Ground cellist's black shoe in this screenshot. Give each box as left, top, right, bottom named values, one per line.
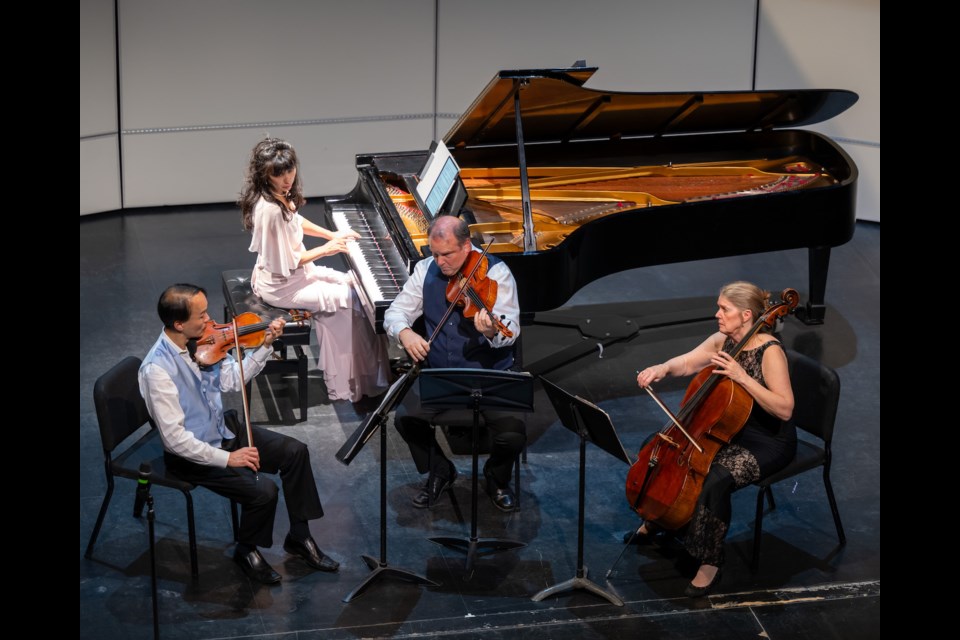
left=684, top=568, right=722, bottom=598
left=234, top=549, right=282, bottom=585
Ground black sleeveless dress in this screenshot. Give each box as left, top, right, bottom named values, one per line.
left=723, top=337, right=797, bottom=476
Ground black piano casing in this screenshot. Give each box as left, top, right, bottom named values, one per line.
left=329, top=68, right=858, bottom=324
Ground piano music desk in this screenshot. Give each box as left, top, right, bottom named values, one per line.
left=221, top=269, right=310, bottom=422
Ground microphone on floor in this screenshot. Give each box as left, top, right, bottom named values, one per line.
left=133, top=462, right=152, bottom=518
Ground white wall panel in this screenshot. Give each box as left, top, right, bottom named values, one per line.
left=81, top=0, right=118, bottom=137
left=757, top=0, right=879, bottom=142
left=81, top=136, right=122, bottom=215
left=437, top=0, right=759, bottom=117
left=757, top=0, right=879, bottom=220
left=122, top=120, right=434, bottom=208
left=81, top=0, right=122, bottom=214
left=118, top=0, right=436, bottom=130
left=844, top=143, right=879, bottom=222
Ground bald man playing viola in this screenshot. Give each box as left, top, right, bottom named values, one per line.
left=383, top=216, right=525, bottom=512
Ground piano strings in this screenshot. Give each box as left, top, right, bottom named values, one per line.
left=379, top=155, right=834, bottom=254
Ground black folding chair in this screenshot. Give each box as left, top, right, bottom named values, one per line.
left=751, top=349, right=846, bottom=572
left=84, top=356, right=239, bottom=581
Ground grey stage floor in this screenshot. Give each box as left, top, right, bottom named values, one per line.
left=79, top=203, right=880, bottom=639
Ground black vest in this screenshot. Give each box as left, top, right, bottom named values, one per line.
left=422, top=255, right=514, bottom=370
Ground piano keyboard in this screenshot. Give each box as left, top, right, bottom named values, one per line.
left=329, top=204, right=409, bottom=332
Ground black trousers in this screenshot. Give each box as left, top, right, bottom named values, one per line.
left=394, top=379, right=526, bottom=487
left=165, top=422, right=323, bottom=548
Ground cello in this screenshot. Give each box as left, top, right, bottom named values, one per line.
left=624, top=288, right=799, bottom=530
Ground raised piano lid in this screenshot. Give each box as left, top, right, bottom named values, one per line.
left=354, top=66, right=859, bottom=321
left=444, top=67, right=858, bottom=148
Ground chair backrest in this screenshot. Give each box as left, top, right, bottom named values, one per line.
left=93, top=356, right=154, bottom=453
left=785, top=349, right=841, bottom=444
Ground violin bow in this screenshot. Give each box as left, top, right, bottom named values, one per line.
left=232, top=316, right=259, bottom=480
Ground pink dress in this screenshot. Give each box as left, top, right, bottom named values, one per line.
left=248, top=197, right=389, bottom=402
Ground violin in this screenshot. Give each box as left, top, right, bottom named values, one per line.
left=624, top=288, right=799, bottom=530
left=445, top=250, right=514, bottom=339
left=192, top=310, right=310, bottom=368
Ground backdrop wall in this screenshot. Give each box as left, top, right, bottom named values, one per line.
left=79, top=0, right=879, bottom=220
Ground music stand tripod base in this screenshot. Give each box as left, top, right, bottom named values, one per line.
left=419, top=368, right=534, bottom=575
left=342, top=554, right=440, bottom=603
left=533, top=377, right=631, bottom=607
left=531, top=566, right=624, bottom=607
left=429, top=536, right=526, bottom=574
left=336, top=373, right=439, bottom=603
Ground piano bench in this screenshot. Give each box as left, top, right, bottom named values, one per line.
left=221, top=269, right=310, bottom=423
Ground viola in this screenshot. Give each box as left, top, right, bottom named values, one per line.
left=445, top=250, right=514, bottom=339
left=624, top=288, right=799, bottom=530
left=192, top=310, right=309, bottom=368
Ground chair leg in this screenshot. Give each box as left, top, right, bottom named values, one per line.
left=85, top=467, right=115, bottom=559
left=183, top=490, right=200, bottom=582
left=295, top=345, right=308, bottom=422
left=765, top=486, right=776, bottom=510
left=230, top=500, right=240, bottom=542
left=514, top=455, right=521, bottom=511
left=822, top=465, right=846, bottom=545
left=752, top=487, right=766, bottom=573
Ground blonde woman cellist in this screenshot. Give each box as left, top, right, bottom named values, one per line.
left=634, top=281, right=796, bottom=596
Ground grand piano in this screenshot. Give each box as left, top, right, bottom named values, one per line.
left=327, top=67, right=858, bottom=333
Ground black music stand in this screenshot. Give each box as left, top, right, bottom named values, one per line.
left=419, top=368, right=534, bottom=573
left=335, top=372, right=439, bottom=602
left=532, top=377, right=631, bottom=607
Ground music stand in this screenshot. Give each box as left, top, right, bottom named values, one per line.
left=532, top=377, right=631, bottom=607
left=419, top=368, right=534, bottom=573
left=335, top=371, right=439, bottom=602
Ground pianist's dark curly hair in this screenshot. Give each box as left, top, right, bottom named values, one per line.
left=239, top=138, right=306, bottom=231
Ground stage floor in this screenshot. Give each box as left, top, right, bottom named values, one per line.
left=80, top=204, right=880, bottom=639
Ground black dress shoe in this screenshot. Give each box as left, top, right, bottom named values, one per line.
left=234, top=548, right=282, bottom=585
left=412, top=465, right=458, bottom=508
left=283, top=534, right=339, bottom=572
left=483, top=468, right=516, bottom=512
left=684, top=567, right=722, bottom=597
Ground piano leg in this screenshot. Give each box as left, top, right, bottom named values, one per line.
left=797, top=246, right=831, bottom=325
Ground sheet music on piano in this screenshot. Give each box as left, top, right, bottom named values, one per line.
left=412, top=140, right=464, bottom=220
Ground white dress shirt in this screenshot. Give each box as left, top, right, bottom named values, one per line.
left=139, top=332, right=273, bottom=467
